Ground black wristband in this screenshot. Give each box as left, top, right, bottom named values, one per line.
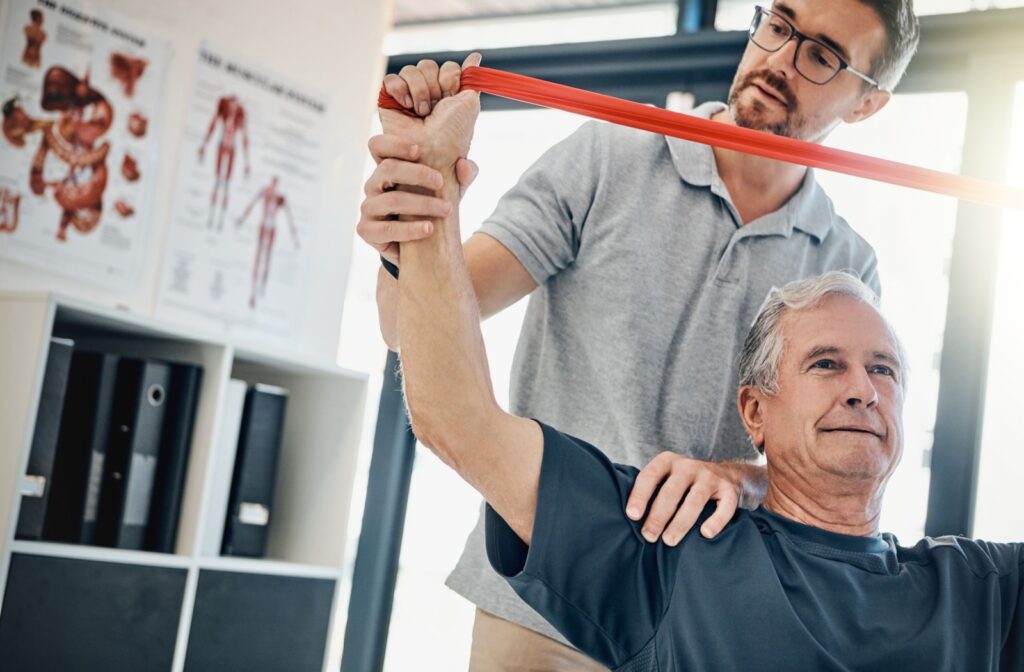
left=380, top=255, right=399, bottom=280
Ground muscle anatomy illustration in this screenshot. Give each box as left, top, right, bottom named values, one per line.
left=198, top=95, right=249, bottom=231
left=0, top=188, right=21, bottom=233
left=22, top=10, right=46, bottom=68
left=2, top=67, right=113, bottom=241
left=236, top=176, right=298, bottom=308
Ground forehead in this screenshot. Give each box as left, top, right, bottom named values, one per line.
left=772, top=0, right=887, bottom=64
left=779, top=294, right=897, bottom=359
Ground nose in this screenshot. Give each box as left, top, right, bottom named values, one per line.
left=845, top=367, right=879, bottom=409
left=765, top=37, right=799, bottom=81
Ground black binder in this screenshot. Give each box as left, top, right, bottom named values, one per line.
left=96, top=359, right=173, bottom=550
left=145, top=363, right=203, bottom=553
left=43, top=351, right=121, bottom=544
left=16, top=338, right=75, bottom=540
left=221, top=384, right=288, bottom=557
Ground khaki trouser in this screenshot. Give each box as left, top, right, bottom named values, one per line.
left=468, top=608, right=609, bottom=671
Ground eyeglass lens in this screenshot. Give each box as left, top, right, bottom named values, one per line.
left=751, top=8, right=842, bottom=84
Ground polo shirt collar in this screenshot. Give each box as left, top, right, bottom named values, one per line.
left=664, top=101, right=834, bottom=243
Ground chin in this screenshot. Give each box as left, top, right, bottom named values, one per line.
left=818, top=438, right=893, bottom=480
left=732, top=98, right=793, bottom=138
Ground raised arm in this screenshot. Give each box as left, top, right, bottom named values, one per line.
left=361, top=133, right=537, bottom=351
left=384, top=92, right=543, bottom=543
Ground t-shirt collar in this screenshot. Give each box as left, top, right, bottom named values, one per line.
left=664, top=101, right=834, bottom=243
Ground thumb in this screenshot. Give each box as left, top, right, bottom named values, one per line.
left=455, top=158, right=479, bottom=189
left=462, top=52, right=482, bottom=69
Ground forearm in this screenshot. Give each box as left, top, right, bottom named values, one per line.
left=396, top=166, right=541, bottom=541
left=397, top=168, right=498, bottom=463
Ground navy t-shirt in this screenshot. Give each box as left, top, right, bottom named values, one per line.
left=485, top=422, right=1024, bottom=671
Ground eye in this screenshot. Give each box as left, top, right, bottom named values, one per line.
left=808, top=45, right=838, bottom=69
left=870, top=364, right=895, bottom=377
left=811, top=359, right=837, bottom=370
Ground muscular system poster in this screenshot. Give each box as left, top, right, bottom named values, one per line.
left=0, top=0, right=169, bottom=287
left=156, top=43, right=327, bottom=343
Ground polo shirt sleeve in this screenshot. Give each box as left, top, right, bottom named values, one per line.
left=484, top=421, right=687, bottom=668
left=476, top=121, right=605, bottom=285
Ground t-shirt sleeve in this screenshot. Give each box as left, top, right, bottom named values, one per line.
left=485, top=421, right=686, bottom=668
left=476, top=121, right=605, bottom=285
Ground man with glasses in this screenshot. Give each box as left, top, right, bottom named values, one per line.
left=360, top=0, right=920, bottom=668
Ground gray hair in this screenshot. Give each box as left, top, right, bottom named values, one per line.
left=738, top=271, right=907, bottom=396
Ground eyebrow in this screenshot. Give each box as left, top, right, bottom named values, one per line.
left=772, top=1, right=853, bottom=63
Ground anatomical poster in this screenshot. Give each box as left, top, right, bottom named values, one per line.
left=156, top=43, right=327, bottom=342
left=0, top=0, right=169, bottom=287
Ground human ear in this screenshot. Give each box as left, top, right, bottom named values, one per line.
left=843, top=87, right=891, bottom=124
left=738, top=385, right=767, bottom=451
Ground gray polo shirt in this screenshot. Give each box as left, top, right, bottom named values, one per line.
left=446, top=102, right=881, bottom=646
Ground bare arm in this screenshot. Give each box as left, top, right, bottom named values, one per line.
left=389, top=93, right=543, bottom=543
left=199, top=103, right=219, bottom=156
left=376, top=232, right=537, bottom=351
left=236, top=187, right=263, bottom=227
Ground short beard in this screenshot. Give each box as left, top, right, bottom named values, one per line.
left=727, top=69, right=805, bottom=139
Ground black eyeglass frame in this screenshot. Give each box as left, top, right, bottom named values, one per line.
left=750, top=5, right=881, bottom=89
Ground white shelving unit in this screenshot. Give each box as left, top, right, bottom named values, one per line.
left=0, top=291, right=368, bottom=671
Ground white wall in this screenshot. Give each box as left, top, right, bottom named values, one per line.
left=0, top=0, right=394, bottom=361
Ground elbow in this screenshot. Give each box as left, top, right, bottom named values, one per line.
left=404, top=399, right=458, bottom=470
left=403, top=389, right=496, bottom=475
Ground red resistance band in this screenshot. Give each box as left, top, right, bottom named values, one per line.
left=379, top=66, right=1024, bottom=211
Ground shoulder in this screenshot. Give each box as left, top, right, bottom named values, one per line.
left=899, top=535, right=1024, bottom=579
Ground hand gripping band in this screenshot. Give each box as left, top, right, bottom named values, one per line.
left=379, top=66, right=1024, bottom=211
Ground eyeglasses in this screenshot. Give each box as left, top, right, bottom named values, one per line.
left=749, top=6, right=879, bottom=88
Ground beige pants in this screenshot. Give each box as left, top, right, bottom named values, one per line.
left=468, top=608, right=609, bottom=671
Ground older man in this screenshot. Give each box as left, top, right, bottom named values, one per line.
left=392, top=86, right=1023, bottom=669
left=364, top=1, right=919, bottom=664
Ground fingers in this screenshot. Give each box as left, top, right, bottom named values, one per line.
left=416, top=59, right=444, bottom=105
left=385, top=54, right=481, bottom=114
left=382, top=73, right=413, bottom=110
left=660, top=478, right=711, bottom=547
left=439, top=61, right=461, bottom=97
left=357, top=217, right=434, bottom=249
left=625, top=452, right=674, bottom=522
left=365, top=159, right=443, bottom=196
left=368, top=134, right=420, bottom=164
left=360, top=190, right=452, bottom=223
left=699, top=485, right=739, bottom=540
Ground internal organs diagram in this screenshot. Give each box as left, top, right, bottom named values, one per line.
left=199, top=95, right=249, bottom=231
left=237, top=176, right=298, bottom=308
left=110, top=53, right=147, bottom=97
left=0, top=188, right=21, bottom=233
left=22, top=10, right=46, bottom=68
left=127, top=111, right=148, bottom=137
left=2, top=67, right=113, bottom=241
left=122, top=153, right=139, bottom=182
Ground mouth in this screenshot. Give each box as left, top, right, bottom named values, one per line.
left=821, top=427, right=883, bottom=439
left=751, top=81, right=789, bottom=108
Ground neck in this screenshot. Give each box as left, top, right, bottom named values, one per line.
left=762, top=468, right=884, bottom=537
left=709, top=108, right=808, bottom=223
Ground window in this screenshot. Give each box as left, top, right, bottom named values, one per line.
left=813, top=92, right=969, bottom=541
left=715, top=0, right=1024, bottom=31
left=385, top=4, right=676, bottom=54
left=972, top=81, right=1024, bottom=542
